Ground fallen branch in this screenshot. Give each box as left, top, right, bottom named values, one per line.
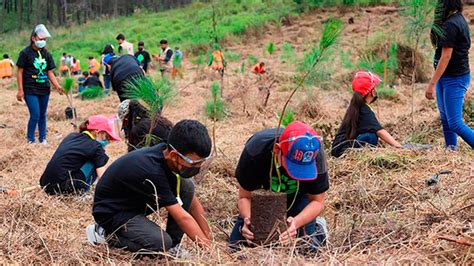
left=437, top=235, right=474, bottom=247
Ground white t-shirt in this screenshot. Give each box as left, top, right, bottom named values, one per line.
left=120, top=41, right=134, bottom=55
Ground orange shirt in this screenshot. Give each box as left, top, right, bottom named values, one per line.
left=252, top=64, right=265, bottom=74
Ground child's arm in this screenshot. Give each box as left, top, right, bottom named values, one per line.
left=377, top=129, right=402, bottom=148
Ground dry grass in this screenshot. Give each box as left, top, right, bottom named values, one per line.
left=1, top=4, right=474, bottom=264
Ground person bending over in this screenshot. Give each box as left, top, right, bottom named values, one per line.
left=331, top=71, right=401, bottom=158
left=88, top=120, right=212, bottom=253
left=40, top=115, right=121, bottom=195
left=117, top=99, right=173, bottom=152
left=230, top=121, right=329, bottom=252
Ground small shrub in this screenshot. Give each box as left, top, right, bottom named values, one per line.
left=280, top=42, right=296, bottom=64
left=267, top=42, right=275, bottom=55
left=225, top=50, right=241, bottom=62
left=205, top=81, right=226, bottom=121
left=79, top=86, right=105, bottom=100
left=377, top=87, right=396, bottom=100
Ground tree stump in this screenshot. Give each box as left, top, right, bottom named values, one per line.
left=251, top=190, right=287, bottom=244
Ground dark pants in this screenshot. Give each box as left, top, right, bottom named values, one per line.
left=24, top=94, right=50, bottom=142
left=436, top=73, right=474, bottom=149
left=103, top=74, right=111, bottom=91
left=109, top=178, right=195, bottom=252
left=44, top=161, right=97, bottom=195
left=229, top=193, right=326, bottom=252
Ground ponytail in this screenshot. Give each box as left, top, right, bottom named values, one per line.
left=341, top=92, right=366, bottom=140
left=79, top=120, right=89, bottom=132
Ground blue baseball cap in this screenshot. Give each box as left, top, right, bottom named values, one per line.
left=280, top=121, right=321, bottom=181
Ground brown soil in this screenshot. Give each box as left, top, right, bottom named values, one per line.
left=251, top=190, right=287, bottom=244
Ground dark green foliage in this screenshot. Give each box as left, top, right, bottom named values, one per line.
left=205, top=81, right=225, bottom=121
left=295, top=0, right=397, bottom=7
left=125, top=76, right=175, bottom=115
left=79, top=86, right=105, bottom=100
left=464, top=98, right=474, bottom=124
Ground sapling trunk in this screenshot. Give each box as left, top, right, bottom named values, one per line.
left=410, top=38, right=419, bottom=132
left=212, top=84, right=217, bottom=154
left=269, top=19, right=343, bottom=188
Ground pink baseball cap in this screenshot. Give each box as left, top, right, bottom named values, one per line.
left=87, top=115, right=121, bottom=141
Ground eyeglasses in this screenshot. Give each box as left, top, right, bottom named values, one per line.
left=169, top=144, right=212, bottom=166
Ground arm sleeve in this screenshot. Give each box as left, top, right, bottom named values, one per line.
left=235, top=149, right=264, bottom=191
left=145, top=52, right=151, bottom=63
left=144, top=172, right=178, bottom=208
left=164, top=50, right=173, bottom=62
left=46, top=52, right=56, bottom=71
left=305, top=144, right=330, bottom=195
left=438, top=21, right=457, bottom=48
left=16, top=51, right=27, bottom=68
left=92, top=145, right=109, bottom=168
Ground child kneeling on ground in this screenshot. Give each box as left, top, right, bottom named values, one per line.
left=331, top=71, right=402, bottom=158
left=230, top=121, right=329, bottom=252
left=87, top=120, right=212, bottom=254
left=39, top=115, right=121, bottom=195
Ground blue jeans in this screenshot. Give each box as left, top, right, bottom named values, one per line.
left=436, top=73, right=474, bottom=149
left=356, top=132, right=378, bottom=146
left=104, top=75, right=111, bottom=92
left=24, top=94, right=50, bottom=142
left=229, top=194, right=326, bottom=252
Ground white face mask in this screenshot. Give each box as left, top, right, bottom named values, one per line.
left=35, top=40, right=47, bottom=49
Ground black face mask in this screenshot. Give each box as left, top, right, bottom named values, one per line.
left=372, top=95, right=378, bottom=103
left=178, top=165, right=201, bottom=178
left=138, top=47, right=144, bottom=51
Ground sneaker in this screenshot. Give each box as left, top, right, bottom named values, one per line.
left=86, top=223, right=106, bottom=245
left=315, top=217, right=328, bottom=241
left=168, top=245, right=191, bottom=259
left=27, top=140, right=36, bottom=144
left=39, top=140, right=49, bottom=147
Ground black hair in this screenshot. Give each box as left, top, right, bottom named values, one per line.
left=73, top=58, right=77, bottom=63
left=160, top=39, right=168, bottom=44
left=62, top=53, right=66, bottom=56
left=138, top=41, right=144, bottom=46
left=102, top=44, right=114, bottom=55
left=93, top=71, right=100, bottom=77
left=116, top=33, right=125, bottom=41
left=431, top=0, right=463, bottom=46
left=88, top=56, right=93, bottom=60
left=175, top=47, right=180, bottom=50
left=83, top=71, right=89, bottom=77
left=341, top=92, right=366, bottom=140
left=3, top=54, right=8, bottom=59
left=167, top=120, right=212, bottom=158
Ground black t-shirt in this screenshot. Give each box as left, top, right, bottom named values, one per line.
left=84, top=76, right=103, bottom=88
left=92, top=143, right=179, bottom=234
left=134, top=50, right=151, bottom=72
left=235, top=128, right=329, bottom=200
left=331, top=105, right=383, bottom=158
left=16, top=46, right=56, bottom=95
left=40, top=133, right=108, bottom=191
left=110, top=55, right=144, bottom=97
left=434, top=12, right=471, bottom=76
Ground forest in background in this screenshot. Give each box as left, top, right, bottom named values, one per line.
left=0, top=0, right=194, bottom=32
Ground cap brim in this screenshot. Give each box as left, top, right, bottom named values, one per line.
left=106, top=130, right=121, bottom=141
left=283, top=157, right=317, bottom=181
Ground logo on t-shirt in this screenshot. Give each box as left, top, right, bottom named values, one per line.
left=271, top=174, right=298, bottom=194
left=33, top=56, right=48, bottom=83
left=137, top=54, right=144, bottom=64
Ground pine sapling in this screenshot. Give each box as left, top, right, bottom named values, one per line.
left=270, top=18, right=343, bottom=187
left=125, top=76, right=175, bottom=147
left=402, top=0, right=439, bottom=131
left=62, top=77, right=77, bottom=128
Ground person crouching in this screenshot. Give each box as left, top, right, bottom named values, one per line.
left=39, top=115, right=121, bottom=195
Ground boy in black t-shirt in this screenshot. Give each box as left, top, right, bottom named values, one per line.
left=331, top=72, right=402, bottom=157
left=87, top=120, right=213, bottom=253
left=229, top=121, right=329, bottom=251
left=134, top=41, right=151, bottom=73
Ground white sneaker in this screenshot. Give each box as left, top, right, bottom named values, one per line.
left=315, top=217, right=329, bottom=242
left=168, top=245, right=191, bottom=259
left=86, top=223, right=106, bottom=245
left=39, top=140, right=50, bottom=147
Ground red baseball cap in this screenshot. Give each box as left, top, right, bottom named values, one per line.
left=87, top=115, right=121, bottom=141
left=352, top=71, right=381, bottom=97
left=279, top=121, right=321, bottom=181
